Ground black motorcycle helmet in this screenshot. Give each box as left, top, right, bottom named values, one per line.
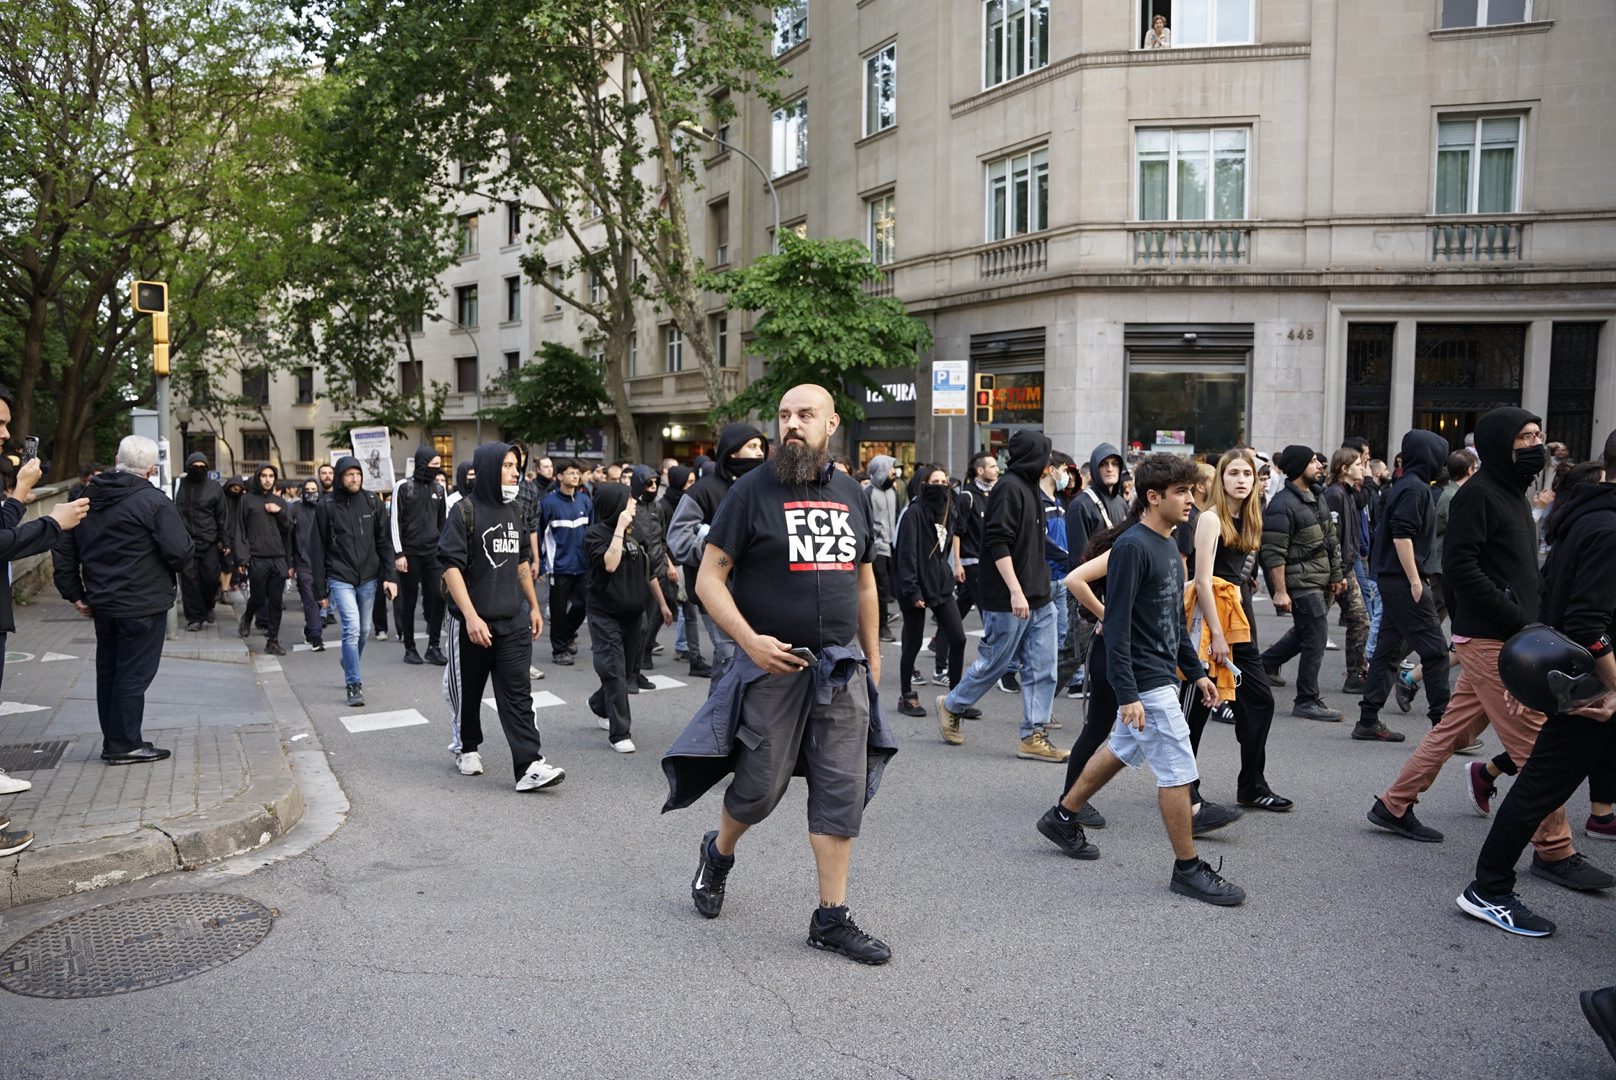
left=1498, top=624, right=1602, bottom=716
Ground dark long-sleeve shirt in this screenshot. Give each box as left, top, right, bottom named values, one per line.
left=1103, top=523, right=1205, bottom=705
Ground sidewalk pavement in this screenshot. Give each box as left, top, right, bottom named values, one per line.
left=0, top=594, right=305, bottom=909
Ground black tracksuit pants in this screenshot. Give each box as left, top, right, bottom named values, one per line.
left=549, top=573, right=587, bottom=657
left=395, top=550, right=445, bottom=650
left=179, top=544, right=221, bottom=623
left=1474, top=712, right=1616, bottom=896
left=243, top=555, right=288, bottom=641
left=453, top=616, right=541, bottom=779
left=1361, top=575, right=1450, bottom=726
left=588, top=607, right=643, bottom=743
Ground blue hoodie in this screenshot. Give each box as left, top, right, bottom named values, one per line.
left=540, top=478, right=594, bottom=576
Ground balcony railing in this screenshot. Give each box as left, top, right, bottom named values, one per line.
left=978, top=236, right=1047, bottom=279
left=862, top=269, right=895, bottom=297
left=1428, top=220, right=1524, bottom=263
left=1131, top=226, right=1253, bottom=266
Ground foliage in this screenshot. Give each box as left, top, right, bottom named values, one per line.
left=705, top=234, right=933, bottom=423
left=481, top=344, right=610, bottom=449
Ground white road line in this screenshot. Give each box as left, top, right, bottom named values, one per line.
left=644, top=675, right=686, bottom=691
left=40, top=652, right=77, bottom=662
left=484, top=691, right=568, bottom=711
left=0, top=702, right=48, bottom=716
left=340, top=708, right=431, bottom=733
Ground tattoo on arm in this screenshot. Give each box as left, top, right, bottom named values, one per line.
left=717, top=555, right=731, bottom=568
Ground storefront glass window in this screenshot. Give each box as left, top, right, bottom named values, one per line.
left=1126, top=364, right=1246, bottom=459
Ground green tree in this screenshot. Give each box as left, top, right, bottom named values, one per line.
left=0, top=0, right=304, bottom=478
left=481, top=343, right=610, bottom=450
left=706, top=234, right=933, bottom=423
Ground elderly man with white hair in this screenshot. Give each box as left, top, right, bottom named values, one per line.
left=53, top=435, right=193, bottom=765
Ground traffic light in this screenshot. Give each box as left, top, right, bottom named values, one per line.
left=132, top=280, right=170, bottom=375
left=974, top=373, right=996, bottom=424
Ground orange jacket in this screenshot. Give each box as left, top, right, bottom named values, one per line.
left=1183, top=578, right=1251, bottom=701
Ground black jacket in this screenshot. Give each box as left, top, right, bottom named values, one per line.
left=314, top=457, right=396, bottom=598
left=53, top=470, right=192, bottom=618
left=893, top=490, right=957, bottom=607
left=289, top=497, right=321, bottom=574
left=175, top=452, right=227, bottom=546
left=586, top=483, right=652, bottom=615
left=1260, top=481, right=1342, bottom=592
left=979, top=430, right=1052, bottom=611
left=0, top=498, right=63, bottom=633
left=1540, top=481, right=1616, bottom=656
left=439, top=442, right=528, bottom=626
left=955, top=481, right=991, bottom=562
left=1369, top=430, right=1449, bottom=578
left=1322, top=481, right=1361, bottom=569
left=235, top=464, right=291, bottom=562
left=1442, top=407, right=1541, bottom=639
left=630, top=464, right=669, bottom=575
left=392, top=446, right=446, bottom=555
left=1073, top=442, right=1128, bottom=539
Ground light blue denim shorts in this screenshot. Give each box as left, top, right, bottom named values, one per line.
left=1107, top=684, right=1199, bottom=788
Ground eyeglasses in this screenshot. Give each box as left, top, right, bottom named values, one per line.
left=1515, top=431, right=1545, bottom=446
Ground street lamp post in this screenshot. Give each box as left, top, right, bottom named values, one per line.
left=676, top=122, right=781, bottom=255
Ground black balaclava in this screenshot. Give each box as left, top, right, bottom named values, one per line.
left=1472, top=406, right=1544, bottom=489
left=453, top=461, right=473, bottom=494
left=667, top=466, right=693, bottom=495
left=1006, top=430, right=1052, bottom=485
left=1398, top=430, right=1451, bottom=485
left=714, top=423, right=768, bottom=482
left=184, top=452, right=209, bottom=483
left=413, top=445, right=442, bottom=484
left=630, top=465, right=659, bottom=504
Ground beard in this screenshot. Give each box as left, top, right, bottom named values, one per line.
left=771, top=437, right=830, bottom=486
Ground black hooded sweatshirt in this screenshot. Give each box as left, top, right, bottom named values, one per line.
left=176, top=452, right=227, bottom=546
left=392, top=445, right=447, bottom=556
left=314, top=457, right=396, bottom=598
left=629, top=464, right=669, bottom=573
left=235, top=463, right=291, bottom=562
left=439, top=442, right=528, bottom=627
left=894, top=483, right=958, bottom=607
left=1540, top=481, right=1616, bottom=656
left=668, top=422, right=769, bottom=573
left=980, top=430, right=1052, bottom=611
left=1369, top=430, right=1449, bottom=578
left=53, top=469, right=192, bottom=618
left=586, top=482, right=651, bottom=615
left=1441, top=407, right=1542, bottom=639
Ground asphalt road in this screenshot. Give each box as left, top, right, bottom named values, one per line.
left=4, top=602, right=1613, bottom=1079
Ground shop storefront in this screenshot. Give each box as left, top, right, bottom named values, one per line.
left=1123, top=324, right=1251, bottom=461
left=846, top=368, right=918, bottom=473
left=970, top=328, right=1046, bottom=462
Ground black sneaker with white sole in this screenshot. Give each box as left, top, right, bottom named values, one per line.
left=1367, top=797, right=1443, bottom=842
left=1072, top=802, right=1105, bottom=829
left=807, top=906, right=891, bottom=965
left=691, top=830, right=733, bottom=919
left=1456, top=884, right=1555, bottom=937
left=1170, top=857, right=1246, bottom=906
left=1036, top=805, right=1100, bottom=859
left=998, top=672, right=1020, bottom=694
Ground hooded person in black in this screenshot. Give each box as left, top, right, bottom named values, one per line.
left=892, top=463, right=965, bottom=715
left=1074, top=442, right=1128, bottom=539
left=1356, top=428, right=1453, bottom=741
left=288, top=478, right=326, bottom=650
left=313, top=457, right=397, bottom=704
left=390, top=445, right=448, bottom=666
left=176, top=451, right=228, bottom=629
left=584, top=481, right=660, bottom=751
left=660, top=464, right=703, bottom=666
left=221, top=474, right=247, bottom=594
left=234, top=461, right=293, bottom=654
left=439, top=442, right=561, bottom=791
left=1460, top=431, right=1616, bottom=936
left=667, top=422, right=768, bottom=682
left=936, top=430, right=1068, bottom=763
left=629, top=464, right=675, bottom=678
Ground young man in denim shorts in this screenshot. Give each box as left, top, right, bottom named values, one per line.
left=1036, top=453, right=1247, bottom=906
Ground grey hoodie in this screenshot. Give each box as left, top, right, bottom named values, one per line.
left=866, top=455, right=899, bottom=557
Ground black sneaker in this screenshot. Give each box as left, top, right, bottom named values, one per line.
left=423, top=645, right=448, bottom=666
left=1264, top=666, right=1286, bottom=687
left=345, top=683, right=365, bottom=707
left=1367, top=796, right=1443, bottom=842
left=897, top=693, right=926, bottom=718
left=1036, top=805, right=1100, bottom=859
left=1353, top=720, right=1406, bottom=742
left=635, top=673, right=656, bottom=691
left=1191, top=801, right=1244, bottom=837
left=998, top=672, right=1020, bottom=694
left=1456, top=884, right=1555, bottom=937
left=1292, top=701, right=1343, bottom=722
left=238, top=611, right=253, bottom=639
left=552, top=653, right=575, bottom=667
left=1073, top=803, right=1106, bottom=829
left=959, top=705, right=983, bottom=720
left=1341, top=672, right=1366, bottom=694
left=403, top=648, right=424, bottom=665
left=1394, top=673, right=1418, bottom=713
left=1170, top=857, right=1246, bottom=906
left=1530, top=852, right=1616, bottom=892
left=807, top=907, right=891, bottom=965
left=691, top=830, right=732, bottom=919
left=933, top=664, right=948, bottom=685
left=264, top=639, right=286, bottom=657
left=185, top=620, right=203, bottom=632
left=878, top=625, right=897, bottom=643
left=688, top=659, right=713, bottom=678
left=1580, top=987, right=1616, bottom=1065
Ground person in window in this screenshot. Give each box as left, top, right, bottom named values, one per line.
left=1144, top=14, right=1170, bottom=49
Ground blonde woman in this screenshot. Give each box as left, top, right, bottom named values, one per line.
left=1188, top=449, right=1291, bottom=811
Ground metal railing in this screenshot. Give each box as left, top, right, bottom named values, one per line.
left=1131, top=226, right=1253, bottom=266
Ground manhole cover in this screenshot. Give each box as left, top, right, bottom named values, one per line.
left=0, top=893, right=276, bottom=998
left=0, top=740, right=70, bottom=773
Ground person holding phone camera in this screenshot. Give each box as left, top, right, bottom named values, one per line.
left=583, top=481, right=667, bottom=753
left=662, top=384, right=897, bottom=966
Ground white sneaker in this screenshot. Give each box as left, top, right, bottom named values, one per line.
left=611, top=738, right=636, bottom=754
left=455, top=752, right=484, bottom=776
left=0, top=770, right=30, bottom=795
left=529, top=665, right=545, bottom=681
left=597, top=715, right=610, bottom=731
left=1325, top=638, right=1340, bottom=651
left=515, top=757, right=565, bottom=792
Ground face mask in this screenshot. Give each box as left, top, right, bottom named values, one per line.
left=727, top=456, right=764, bottom=477
left=1513, top=444, right=1546, bottom=482
left=302, top=492, right=318, bottom=505
left=881, top=475, right=895, bottom=490
left=921, top=485, right=950, bottom=511
left=501, top=483, right=518, bottom=504
left=637, top=489, right=657, bottom=504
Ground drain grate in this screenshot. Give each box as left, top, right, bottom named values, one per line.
left=0, top=893, right=276, bottom=998
left=0, top=741, right=70, bottom=773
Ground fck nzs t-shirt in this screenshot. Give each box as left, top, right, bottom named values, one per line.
left=704, top=465, right=873, bottom=651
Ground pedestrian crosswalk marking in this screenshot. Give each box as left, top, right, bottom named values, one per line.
left=0, top=702, right=49, bottom=716
left=644, top=675, right=686, bottom=691
left=484, top=691, right=567, bottom=711
left=39, top=652, right=76, bottom=662
left=340, top=708, right=431, bottom=733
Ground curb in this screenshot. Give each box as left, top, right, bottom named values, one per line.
left=1, top=727, right=307, bottom=911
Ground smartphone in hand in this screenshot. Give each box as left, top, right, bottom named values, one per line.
left=21, top=436, right=38, bottom=464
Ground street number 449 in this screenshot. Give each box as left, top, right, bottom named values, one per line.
left=1287, top=327, right=1316, bottom=340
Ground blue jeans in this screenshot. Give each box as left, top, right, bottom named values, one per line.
left=1355, top=560, right=1383, bottom=657
left=946, top=602, right=1057, bottom=738
left=329, top=579, right=377, bottom=686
